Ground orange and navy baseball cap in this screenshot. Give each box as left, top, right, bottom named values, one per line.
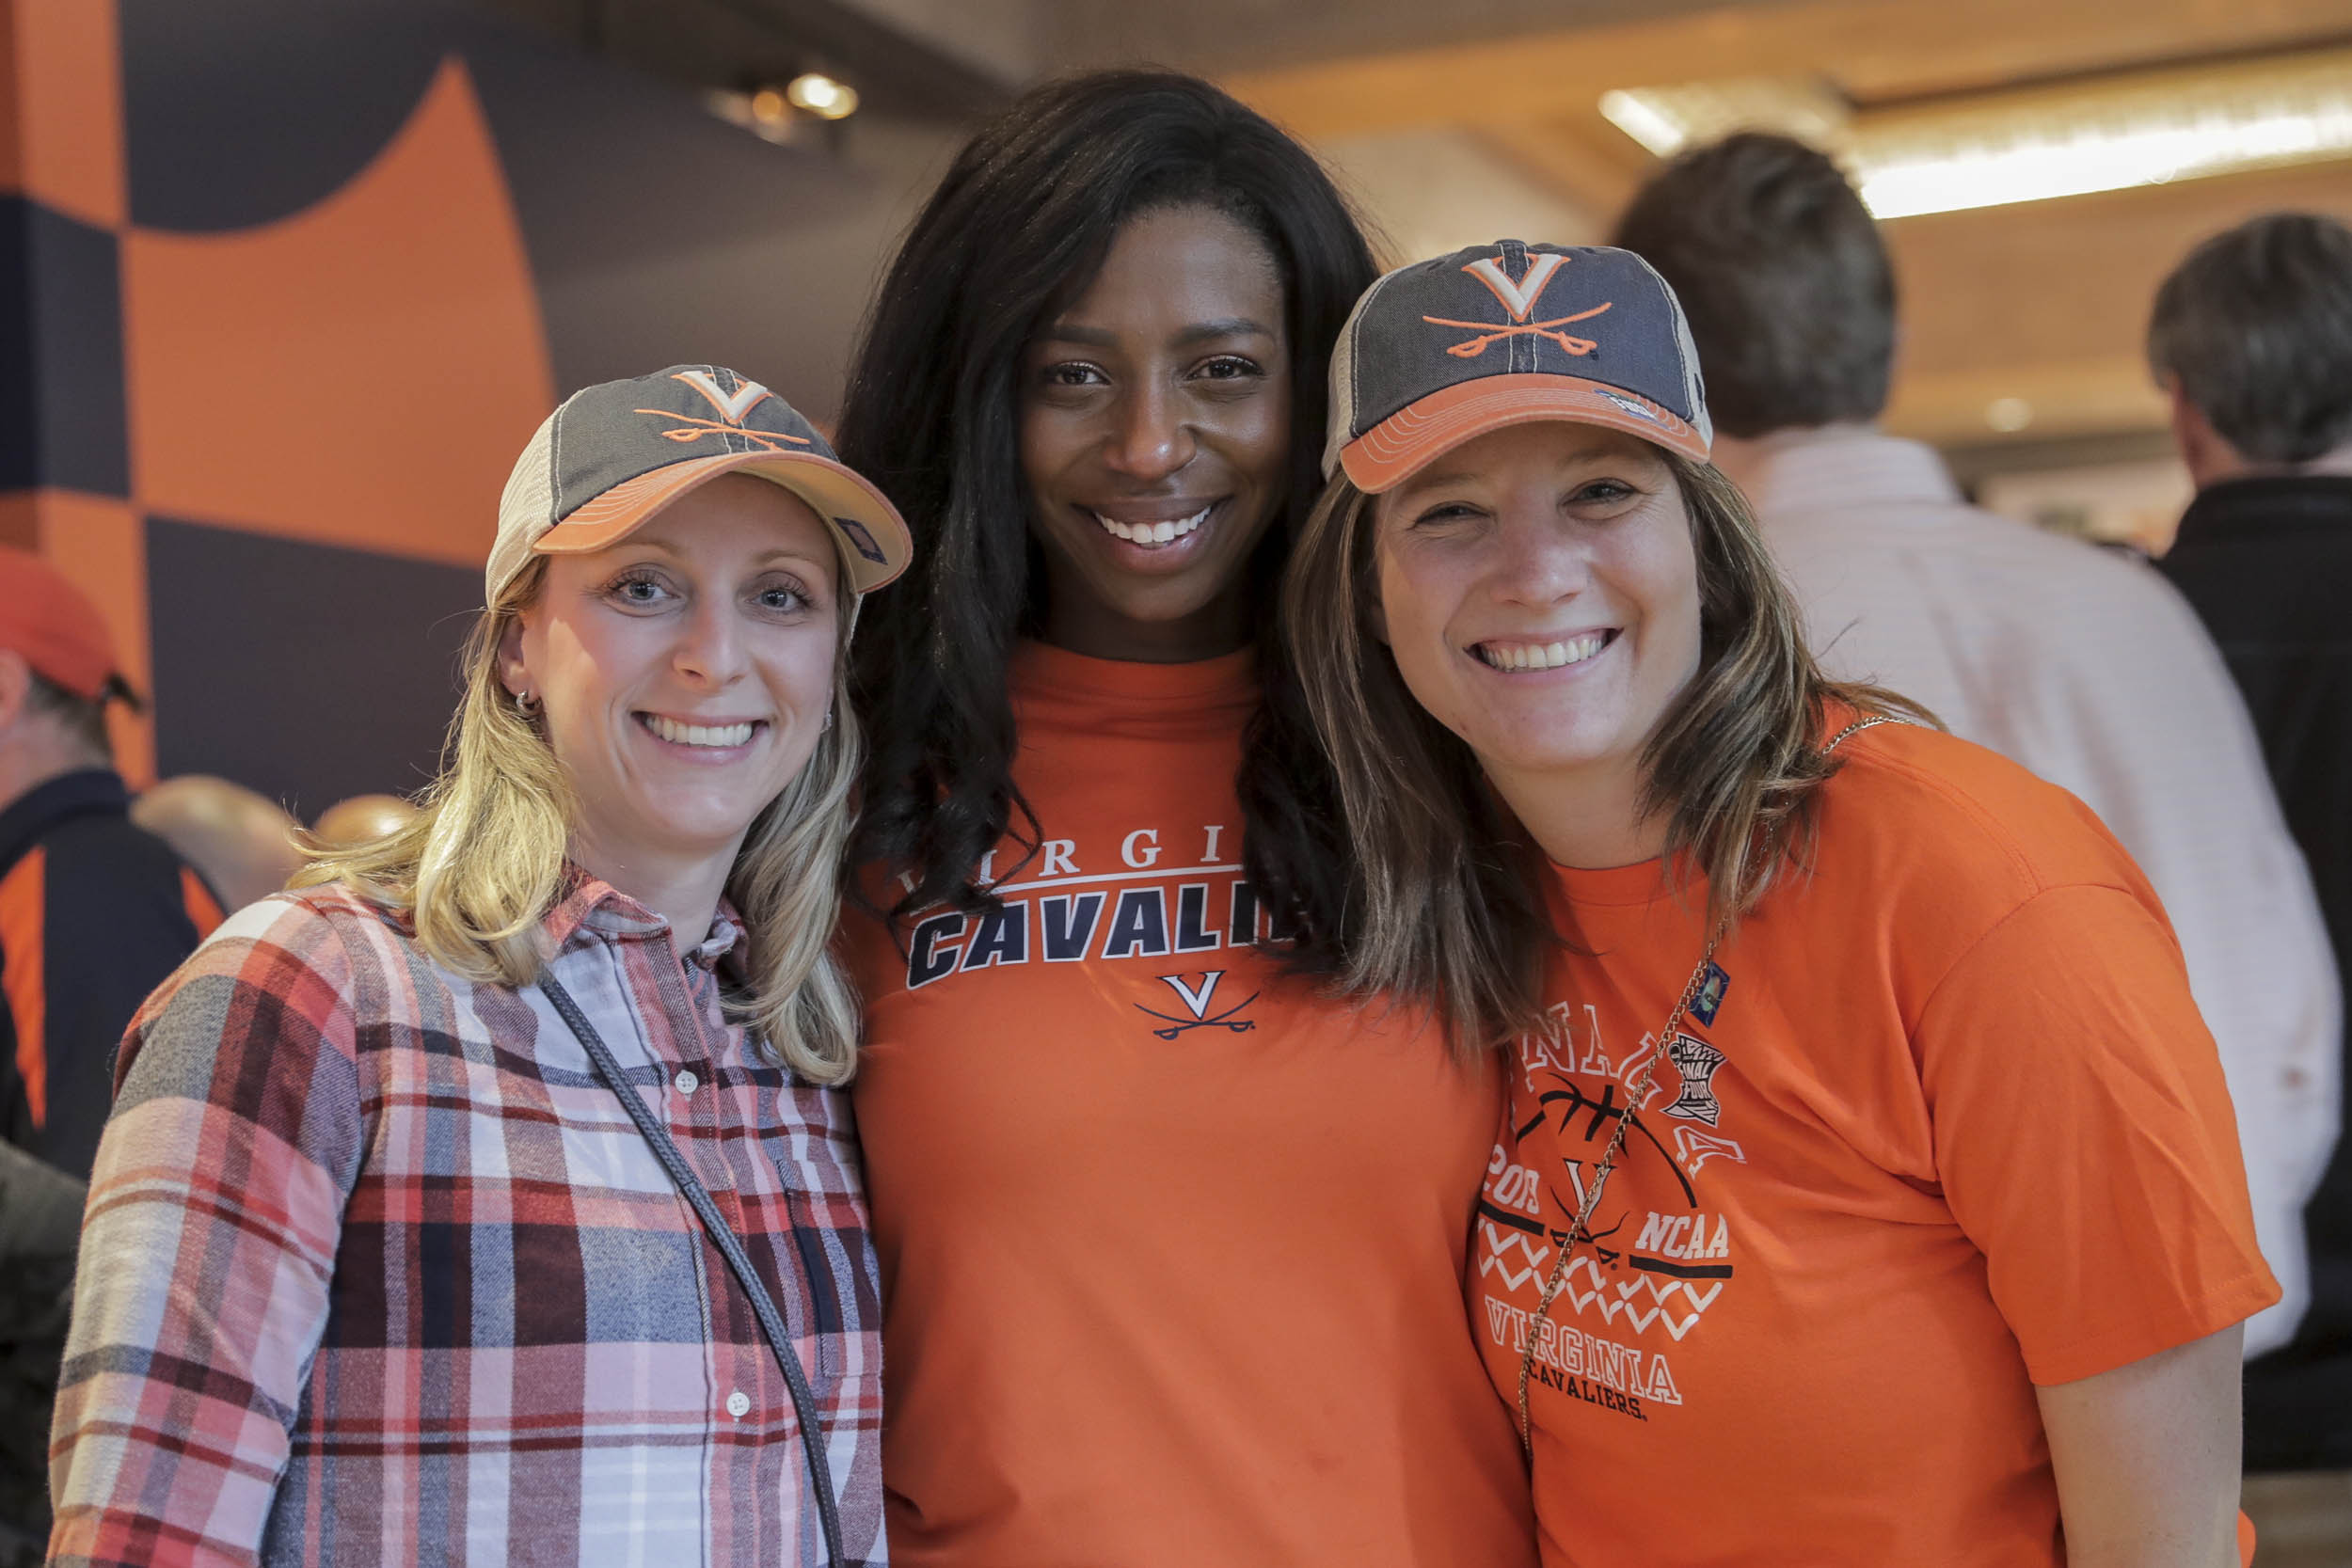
left=0, top=548, right=134, bottom=705
left=1326, top=241, right=1712, bottom=492
left=485, top=365, right=912, bottom=602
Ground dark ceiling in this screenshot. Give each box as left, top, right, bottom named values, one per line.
left=464, top=0, right=1014, bottom=121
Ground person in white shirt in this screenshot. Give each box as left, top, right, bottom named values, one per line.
left=1613, top=132, right=2339, bottom=1357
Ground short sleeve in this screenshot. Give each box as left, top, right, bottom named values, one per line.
left=1915, top=882, right=2279, bottom=1386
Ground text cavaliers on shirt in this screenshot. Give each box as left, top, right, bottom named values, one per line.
left=895, top=824, right=1297, bottom=990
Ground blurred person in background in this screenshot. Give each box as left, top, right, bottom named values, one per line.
left=310, top=791, right=422, bottom=849
left=49, top=367, right=909, bottom=1567
left=1615, top=134, right=2339, bottom=1361
left=0, top=1143, right=84, bottom=1568
left=0, top=549, right=220, bottom=1564
left=2152, top=212, right=2352, bottom=1497
left=131, top=775, right=301, bottom=911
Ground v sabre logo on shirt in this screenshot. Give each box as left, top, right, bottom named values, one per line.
left=1136, top=971, right=1259, bottom=1040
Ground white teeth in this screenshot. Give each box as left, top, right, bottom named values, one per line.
left=1476, top=633, right=1610, bottom=672
left=1091, top=506, right=1210, bottom=546
left=644, top=715, right=755, bottom=748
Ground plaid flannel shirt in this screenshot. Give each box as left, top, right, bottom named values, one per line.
left=47, top=876, right=884, bottom=1567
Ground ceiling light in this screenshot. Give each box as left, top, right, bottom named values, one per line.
left=787, top=72, right=859, bottom=121
left=1984, top=397, right=2034, bottom=433
left=1598, top=47, right=2352, bottom=220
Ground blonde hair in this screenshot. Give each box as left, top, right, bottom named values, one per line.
left=1276, top=451, right=1929, bottom=1055
left=294, top=554, right=866, bottom=1085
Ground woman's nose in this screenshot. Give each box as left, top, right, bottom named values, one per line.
left=1100, top=383, right=1196, bottom=483
left=1491, top=516, right=1590, bottom=606
left=671, top=599, right=749, bottom=685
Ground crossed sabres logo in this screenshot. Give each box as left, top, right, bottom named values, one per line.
left=637, top=369, right=814, bottom=453
left=1424, top=252, right=1613, bottom=358
left=630, top=371, right=890, bottom=567
left=1136, top=971, right=1259, bottom=1040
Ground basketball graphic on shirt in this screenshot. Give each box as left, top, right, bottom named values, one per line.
left=1476, top=1000, right=1743, bottom=1378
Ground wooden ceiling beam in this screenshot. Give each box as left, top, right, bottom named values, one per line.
left=1225, top=0, right=2352, bottom=141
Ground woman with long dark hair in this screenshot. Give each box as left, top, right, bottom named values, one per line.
left=835, top=72, right=1534, bottom=1564
left=1284, top=240, right=2271, bottom=1565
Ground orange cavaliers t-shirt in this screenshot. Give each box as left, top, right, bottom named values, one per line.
left=1474, top=717, right=2277, bottom=1568
left=848, top=641, right=1534, bottom=1567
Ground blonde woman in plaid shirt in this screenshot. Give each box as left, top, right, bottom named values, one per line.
left=46, top=368, right=912, bottom=1568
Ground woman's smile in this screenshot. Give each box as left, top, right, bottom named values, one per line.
left=633, top=710, right=768, bottom=754
left=1467, top=627, right=1620, bottom=673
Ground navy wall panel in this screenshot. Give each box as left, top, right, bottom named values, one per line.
left=146, top=517, right=479, bottom=816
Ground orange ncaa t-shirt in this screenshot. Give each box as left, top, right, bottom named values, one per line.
left=1474, top=717, right=2277, bottom=1567
left=848, top=642, right=1534, bottom=1567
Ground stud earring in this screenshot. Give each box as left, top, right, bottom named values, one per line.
left=515, top=689, right=541, bottom=716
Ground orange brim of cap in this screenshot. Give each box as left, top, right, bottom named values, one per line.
left=533, top=450, right=912, bottom=593
left=1339, top=372, right=1709, bottom=493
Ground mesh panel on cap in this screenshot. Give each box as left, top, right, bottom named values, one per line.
left=485, top=408, right=560, bottom=602
left=1323, top=304, right=1360, bottom=479
left=1663, top=282, right=1714, bottom=451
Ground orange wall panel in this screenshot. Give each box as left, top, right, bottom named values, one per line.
left=0, top=0, right=125, bottom=226
left=120, top=55, right=552, bottom=569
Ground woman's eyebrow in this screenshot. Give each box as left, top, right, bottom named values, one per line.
left=1172, top=317, right=1277, bottom=345
left=1397, top=467, right=1478, bottom=498
left=1034, top=318, right=1278, bottom=349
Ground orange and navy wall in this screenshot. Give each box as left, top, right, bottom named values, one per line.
left=3, top=0, right=897, bottom=814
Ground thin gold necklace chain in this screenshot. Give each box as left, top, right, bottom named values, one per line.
left=1512, top=715, right=1893, bottom=1452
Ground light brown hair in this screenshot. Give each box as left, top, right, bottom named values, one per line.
left=1277, top=450, right=1927, bottom=1054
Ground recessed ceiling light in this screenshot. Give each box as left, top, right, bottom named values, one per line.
left=787, top=72, right=860, bottom=121
left=1598, top=48, right=2352, bottom=219
left=1985, top=397, right=2034, bottom=433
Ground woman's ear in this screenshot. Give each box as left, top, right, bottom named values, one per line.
left=0, top=651, right=34, bottom=733
left=495, top=615, right=532, bottom=701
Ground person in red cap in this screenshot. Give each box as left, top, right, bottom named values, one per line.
left=0, top=546, right=221, bottom=1562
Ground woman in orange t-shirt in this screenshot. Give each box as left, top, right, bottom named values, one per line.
left=827, top=74, right=1535, bottom=1564
left=1282, top=238, right=2274, bottom=1565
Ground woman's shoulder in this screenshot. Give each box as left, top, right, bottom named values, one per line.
left=184, top=879, right=424, bottom=989
left=119, top=883, right=433, bottom=1095
left=1810, top=718, right=2157, bottom=913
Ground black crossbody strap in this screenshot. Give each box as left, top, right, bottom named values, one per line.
left=538, top=974, right=848, bottom=1568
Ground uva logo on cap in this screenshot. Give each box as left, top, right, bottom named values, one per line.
left=1424, top=250, right=1614, bottom=360
left=635, top=370, right=813, bottom=453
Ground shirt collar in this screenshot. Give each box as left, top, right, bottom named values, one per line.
left=2174, top=472, right=2352, bottom=549
left=1734, top=424, right=1963, bottom=520
left=540, top=864, right=746, bottom=973
left=0, top=768, right=131, bottom=879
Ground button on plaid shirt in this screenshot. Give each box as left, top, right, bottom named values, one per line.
left=49, top=876, right=884, bottom=1566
